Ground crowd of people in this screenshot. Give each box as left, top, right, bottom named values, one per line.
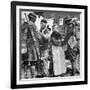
left=20, top=12, right=80, bottom=79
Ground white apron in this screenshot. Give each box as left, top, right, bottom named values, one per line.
left=52, top=45, right=66, bottom=75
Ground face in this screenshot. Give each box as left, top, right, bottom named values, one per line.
left=40, top=22, right=47, bottom=28
left=54, top=25, right=59, bottom=32
left=31, top=17, right=36, bottom=23
left=68, top=23, right=73, bottom=28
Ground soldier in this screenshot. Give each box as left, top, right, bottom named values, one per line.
left=21, top=12, right=41, bottom=78
left=63, top=16, right=80, bottom=76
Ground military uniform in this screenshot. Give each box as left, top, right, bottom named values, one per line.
left=21, top=13, right=41, bottom=78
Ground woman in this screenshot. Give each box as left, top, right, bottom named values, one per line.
left=39, top=19, right=51, bottom=77
left=51, top=25, right=66, bottom=76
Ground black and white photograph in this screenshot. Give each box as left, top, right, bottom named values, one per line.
left=20, top=10, right=80, bottom=79
left=11, top=1, right=87, bottom=89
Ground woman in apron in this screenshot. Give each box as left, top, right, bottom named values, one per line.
left=51, top=25, right=66, bottom=76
